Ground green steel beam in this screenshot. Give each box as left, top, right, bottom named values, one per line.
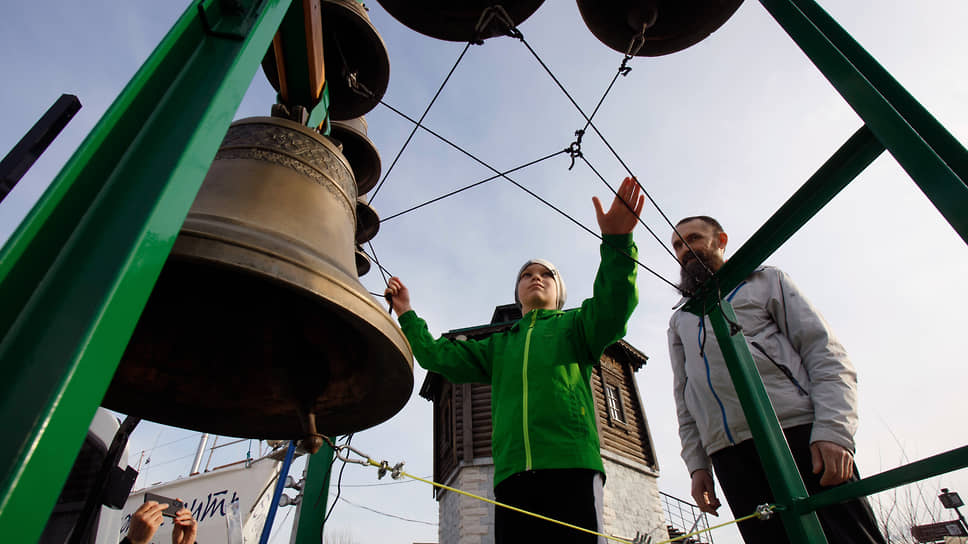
left=292, top=444, right=336, bottom=544
left=684, top=125, right=884, bottom=315
left=760, top=0, right=968, bottom=244
left=0, top=0, right=292, bottom=540
left=708, top=303, right=828, bottom=544
left=795, top=445, right=968, bottom=515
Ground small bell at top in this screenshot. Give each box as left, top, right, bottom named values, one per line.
left=374, top=1, right=545, bottom=43
left=576, top=0, right=744, bottom=57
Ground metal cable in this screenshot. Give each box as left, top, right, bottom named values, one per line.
left=578, top=154, right=679, bottom=262
left=380, top=149, right=569, bottom=223
left=508, top=31, right=716, bottom=278
left=379, top=100, right=680, bottom=290
left=369, top=42, right=474, bottom=204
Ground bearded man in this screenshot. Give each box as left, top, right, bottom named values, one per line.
left=667, top=216, right=886, bottom=543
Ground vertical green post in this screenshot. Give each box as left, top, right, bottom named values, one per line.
left=0, top=1, right=292, bottom=540
left=707, top=302, right=827, bottom=544
left=292, top=444, right=336, bottom=544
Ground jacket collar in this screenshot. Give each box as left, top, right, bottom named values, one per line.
left=509, top=308, right=563, bottom=331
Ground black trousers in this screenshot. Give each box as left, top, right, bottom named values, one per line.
left=494, top=468, right=602, bottom=544
left=711, top=424, right=886, bottom=544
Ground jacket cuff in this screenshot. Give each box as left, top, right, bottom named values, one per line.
left=602, top=232, right=634, bottom=248
left=684, top=451, right=713, bottom=475
left=809, top=425, right=856, bottom=453
left=397, top=309, right=417, bottom=325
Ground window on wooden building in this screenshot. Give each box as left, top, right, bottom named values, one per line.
left=604, top=383, right=625, bottom=423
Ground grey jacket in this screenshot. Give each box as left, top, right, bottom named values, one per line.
left=668, top=266, right=859, bottom=474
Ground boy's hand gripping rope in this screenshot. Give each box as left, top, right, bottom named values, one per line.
left=322, top=436, right=776, bottom=544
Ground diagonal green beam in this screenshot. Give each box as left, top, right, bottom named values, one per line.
left=794, top=445, right=968, bottom=515
left=0, top=0, right=292, bottom=540
left=760, top=0, right=968, bottom=244
left=684, top=125, right=884, bottom=315
left=708, top=303, right=828, bottom=544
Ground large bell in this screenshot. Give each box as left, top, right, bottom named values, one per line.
left=331, top=116, right=381, bottom=195
left=263, top=0, right=390, bottom=120
left=105, top=117, right=413, bottom=446
left=374, top=1, right=545, bottom=42
left=576, top=0, right=744, bottom=57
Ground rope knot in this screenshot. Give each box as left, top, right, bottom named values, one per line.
left=566, top=129, right=585, bottom=170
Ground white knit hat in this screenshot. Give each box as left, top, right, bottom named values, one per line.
left=514, top=258, right=567, bottom=310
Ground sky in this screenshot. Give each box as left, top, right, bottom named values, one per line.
left=2, top=1, right=968, bottom=543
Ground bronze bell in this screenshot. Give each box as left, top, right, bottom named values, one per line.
left=105, top=117, right=413, bottom=446
left=262, top=0, right=390, bottom=120
left=331, top=116, right=381, bottom=195
left=576, top=0, right=744, bottom=57
left=356, top=196, right=380, bottom=245
left=355, top=245, right=372, bottom=277
left=374, top=1, right=545, bottom=42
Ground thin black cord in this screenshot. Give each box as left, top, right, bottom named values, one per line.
left=379, top=100, right=680, bottom=290
left=380, top=149, right=568, bottom=223
left=367, top=241, right=390, bottom=287
left=366, top=241, right=394, bottom=314
left=323, top=434, right=353, bottom=524
left=369, top=42, right=473, bottom=204
left=511, top=33, right=715, bottom=278
left=361, top=246, right=394, bottom=282
left=578, top=154, right=678, bottom=262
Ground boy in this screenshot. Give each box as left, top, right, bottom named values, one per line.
left=385, top=177, right=643, bottom=543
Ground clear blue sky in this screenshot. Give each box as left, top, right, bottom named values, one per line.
left=2, top=2, right=967, bottom=543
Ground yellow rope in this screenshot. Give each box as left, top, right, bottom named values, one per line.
left=361, top=458, right=772, bottom=544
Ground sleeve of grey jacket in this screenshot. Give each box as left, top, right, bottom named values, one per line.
left=769, top=269, right=859, bottom=452
left=669, top=313, right=713, bottom=474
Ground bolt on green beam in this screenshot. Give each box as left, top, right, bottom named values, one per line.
left=0, top=0, right=292, bottom=540
left=708, top=303, right=828, bottom=544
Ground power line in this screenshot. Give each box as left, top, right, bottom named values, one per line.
left=338, top=497, right=437, bottom=527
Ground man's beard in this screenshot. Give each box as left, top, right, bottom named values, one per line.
left=677, top=250, right=717, bottom=297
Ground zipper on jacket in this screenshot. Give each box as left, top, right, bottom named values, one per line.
left=750, top=341, right=809, bottom=396
left=698, top=318, right=735, bottom=445
left=522, top=311, right=538, bottom=470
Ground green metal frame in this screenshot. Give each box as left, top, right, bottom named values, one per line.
left=0, top=0, right=292, bottom=540
left=0, top=0, right=966, bottom=542
left=292, top=444, right=336, bottom=544
left=682, top=0, right=968, bottom=542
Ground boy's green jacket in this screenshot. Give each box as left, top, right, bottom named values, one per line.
left=398, top=233, right=638, bottom=487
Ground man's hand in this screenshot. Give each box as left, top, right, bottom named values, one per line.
left=385, top=277, right=413, bottom=316
left=811, top=440, right=854, bottom=486
left=171, top=506, right=197, bottom=544
left=593, top=176, right=645, bottom=235
left=128, top=501, right=167, bottom=544
left=690, top=469, right=721, bottom=515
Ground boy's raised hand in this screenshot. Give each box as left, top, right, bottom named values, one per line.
left=593, top=176, right=644, bottom=235
left=385, top=277, right=413, bottom=316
